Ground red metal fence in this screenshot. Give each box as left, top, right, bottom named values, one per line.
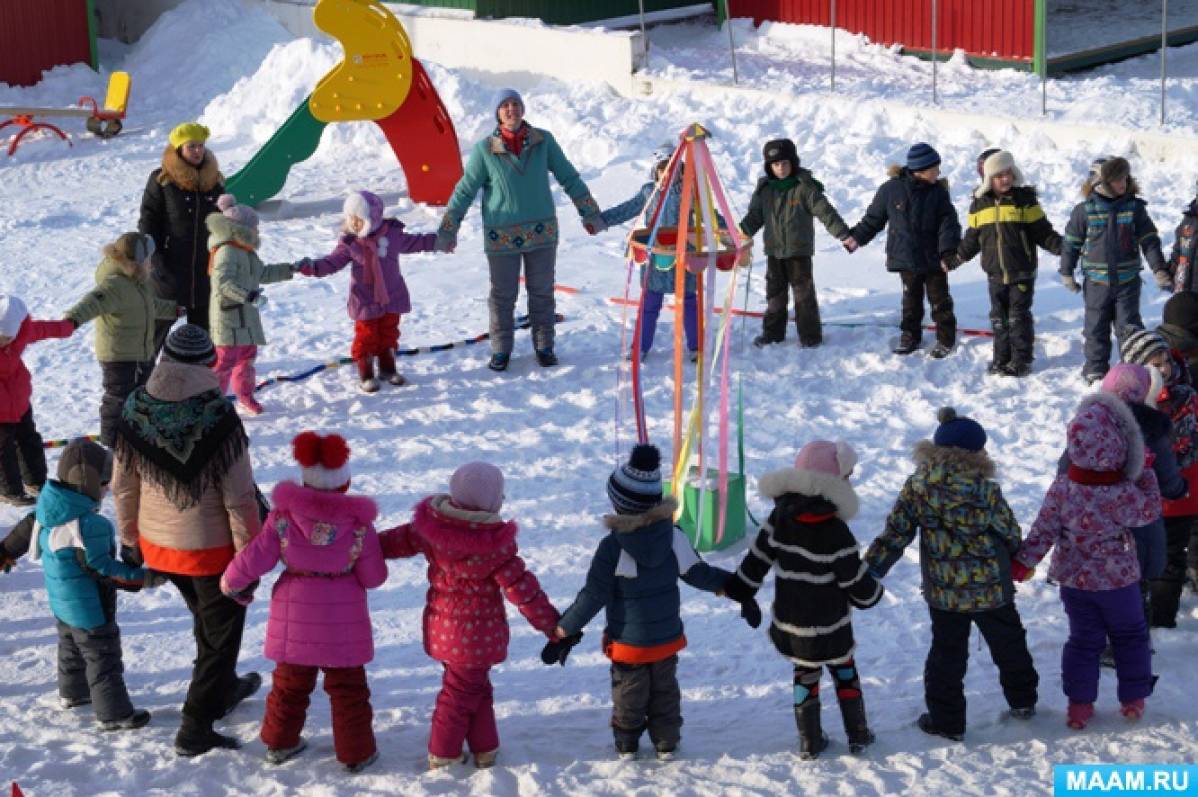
left=728, top=0, right=1035, bottom=62
left=0, top=0, right=94, bottom=87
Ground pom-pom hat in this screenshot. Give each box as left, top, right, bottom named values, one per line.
left=608, top=443, right=663, bottom=514
left=933, top=406, right=987, bottom=452
left=293, top=431, right=351, bottom=491
left=217, top=193, right=258, bottom=230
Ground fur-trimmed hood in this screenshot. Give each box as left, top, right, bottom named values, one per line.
left=158, top=145, right=223, bottom=193
left=205, top=212, right=259, bottom=250
left=411, top=493, right=517, bottom=558
left=602, top=497, right=678, bottom=569
left=757, top=466, right=859, bottom=520
left=1069, top=392, right=1145, bottom=481
left=95, top=252, right=147, bottom=285
left=888, top=163, right=949, bottom=191
left=912, top=439, right=997, bottom=479
left=602, top=496, right=678, bottom=533
left=1082, top=176, right=1141, bottom=199
left=271, top=480, right=378, bottom=543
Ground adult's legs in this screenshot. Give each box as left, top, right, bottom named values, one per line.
left=168, top=574, right=247, bottom=725
left=486, top=253, right=523, bottom=355
left=522, top=247, right=558, bottom=352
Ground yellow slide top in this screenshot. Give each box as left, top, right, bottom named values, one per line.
left=309, top=0, right=414, bottom=123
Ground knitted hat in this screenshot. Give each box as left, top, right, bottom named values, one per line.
left=169, top=122, right=210, bottom=149
left=793, top=440, right=857, bottom=479
left=163, top=323, right=216, bottom=365
left=1099, top=156, right=1131, bottom=186
left=449, top=461, right=505, bottom=514
left=1120, top=327, right=1169, bottom=366
left=975, top=147, right=1000, bottom=178
left=906, top=142, right=941, bottom=172
left=975, top=150, right=1024, bottom=199
left=762, top=138, right=799, bottom=171
left=607, top=443, right=663, bottom=515
left=932, top=406, right=987, bottom=452
left=1067, top=393, right=1143, bottom=480
left=343, top=190, right=384, bottom=236
left=493, top=87, right=524, bottom=120
left=1162, top=291, right=1198, bottom=332
left=652, top=142, right=674, bottom=165
left=57, top=439, right=112, bottom=502
left=0, top=294, right=28, bottom=339
left=292, top=431, right=351, bottom=492
left=1101, top=362, right=1152, bottom=404
left=216, top=193, right=258, bottom=230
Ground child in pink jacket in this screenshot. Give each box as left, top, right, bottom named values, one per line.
left=296, top=190, right=445, bottom=393
left=380, top=462, right=559, bottom=770
left=220, top=431, right=387, bottom=772
left=1013, top=392, right=1160, bottom=730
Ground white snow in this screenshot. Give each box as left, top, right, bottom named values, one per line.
left=2, top=1, right=1197, bottom=795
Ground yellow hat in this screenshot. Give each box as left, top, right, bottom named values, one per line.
left=169, top=122, right=210, bottom=149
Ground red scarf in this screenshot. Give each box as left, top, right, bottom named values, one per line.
left=357, top=231, right=390, bottom=306
left=499, top=124, right=527, bottom=157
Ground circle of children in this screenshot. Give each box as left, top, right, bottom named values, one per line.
left=3, top=86, right=1198, bottom=773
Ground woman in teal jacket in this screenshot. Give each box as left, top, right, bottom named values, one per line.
left=437, top=89, right=604, bottom=371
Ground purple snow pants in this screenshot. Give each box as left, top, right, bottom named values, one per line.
left=640, top=290, right=697, bottom=354
left=1060, top=583, right=1154, bottom=704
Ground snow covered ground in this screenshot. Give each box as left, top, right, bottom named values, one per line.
left=2, top=1, right=1197, bottom=794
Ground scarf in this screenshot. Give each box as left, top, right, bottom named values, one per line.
left=356, top=231, right=390, bottom=306
left=499, top=124, right=527, bottom=157
left=768, top=175, right=799, bottom=192
left=113, top=386, right=248, bottom=509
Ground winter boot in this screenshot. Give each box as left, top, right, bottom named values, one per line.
left=917, top=712, right=963, bottom=741
left=535, top=348, right=558, bottom=367
left=1066, top=702, right=1094, bottom=730
left=475, top=749, right=499, bottom=769
left=377, top=349, right=406, bottom=386
left=59, top=695, right=92, bottom=710
left=488, top=352, right=510, bottom=372
left=614, top=725, right=642, bottom=760
left=892, top=335, right=920, bottom=355
left=1008, top=706, right=1036, bottom=720
left=346, top=750, right=379, bottom=773
left=1120, top=699, right=1145, bottom=721
left=1004, top=361, right=1033, bottom=377
left=928, top=342, right=954, bottom=359
left=99, top=708, right=151, bottom=731
left=0, top=492, right=35, bottom=507
left=174, top=715, right=242, bottom=757
left=428, top=752, right=467, bottom=770
left=795, top=702, right=829, bottom=760
left=238, top=396, right=264, bottom=416
left=357, top=358, right=380, bottom=393
left=838, top=695, right=875, bottom=754
left=219, top=672, right=262, bottom=719
left=265, top=737, right=307, bottom=765
left=753, top=334, right=781, bottom=349
left=987, top=360, right=1008, bottom=376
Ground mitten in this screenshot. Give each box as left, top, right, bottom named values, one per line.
left=119, top=544, right=144, bottom=568
left=293, top=257, right=313, bottom=276
left=723, top=575, right=762, bottom=629
left=1060, top=272, right=1082, bottom=294
left=841, top=235, right=859, bottom=253
left=582, top=214, right=607, bottom=236
left=143, top=569, right=169, bottom=589
left=434, top=230, right=456, bottom=253
left=941, top=252, right=962, bottom=271
left=246, top=290, right=267, bottom=308
left=1010, top=560, right=1034, bottom=582
left=0, top=552, right=16, bottom=573
left=1153, top=269, right=1174, bottom=292
left=219, top=574, right=254, bottom=607
left=540, top=631, right=583, bottom=666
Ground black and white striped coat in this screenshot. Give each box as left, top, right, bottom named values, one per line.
left=733, top=466, right=883, bottom=667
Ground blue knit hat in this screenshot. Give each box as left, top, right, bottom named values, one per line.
left=932, top=406, right=986, bottom=452
left=906, top=142, right=941, bottom=172
left=608, top=444, right=663, bottom=514
left=492, top=88, right=524, bottom=120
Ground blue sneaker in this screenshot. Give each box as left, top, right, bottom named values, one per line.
left=488, top=352, right=510, bottom=372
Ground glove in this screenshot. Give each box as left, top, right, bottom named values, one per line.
left=120, top=544, right=144, bottom=568
left=247, top=290, right=267, bottom=308
left=293, top=257, right=313, bottom=276
left=142, top=569, right=169, bottom=589
left=540, top=631, right=583, bottom=666
left=941, top=252, right=962, bottom=272
left=434, top=230, right=456, bottom=253
left=1, top=552, right=16, bottom=573
left=220, top=574, right=255, bottom=607
left=841, top=236, right=859, bottom=253
left=1060, top=272, right=1082, bottom=294
left=1010, top=560, right=1034, bottom=583
left=1153, top=269, right=1174, bottom=292
left=722, top=575, right=762, bottom=629
left=582, top=214, right=608, bottom=236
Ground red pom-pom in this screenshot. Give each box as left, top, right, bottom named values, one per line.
left=318, top=434, right=350, bottom=469
left=292, top=431, right=324, bottom=467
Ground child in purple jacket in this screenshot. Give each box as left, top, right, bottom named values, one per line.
left=297, top=191, right=449, bottom=393
left=221, top=431, right=387, bottom=772
left=1013, top=392, right=1160, bottom=730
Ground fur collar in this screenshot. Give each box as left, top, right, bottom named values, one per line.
left=206, top=213, right=260, bottom=250
left=413, top=494, right=517, bottom=554
left=271, top=480, right=377, bottom=525
left=1082, top=176, right=1141, bottom=199
left=146, top=358, right=219, bottom=401
left=888, top=163, right=949, bottom=191
left=757, top=466, right=859, bottom=520
left=1074, top=392, right=1145, bottom=481
left=158, top=145, right=223, bottom=192
left=912, top=439, right=997, bottom=479
left=602, top=497, right=678, bottom=533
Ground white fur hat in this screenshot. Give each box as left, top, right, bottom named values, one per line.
left=0, top=294, right=29, bottom=338
left=975, top=150, right=1024, bottom=199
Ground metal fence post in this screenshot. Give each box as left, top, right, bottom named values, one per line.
left=931, top=0, right=939, bottom=104
left=830, top=0, right=837, bottom=92
left=1161, top=0, right=1168, bottom=125
left=638, top=0, right=649, bottom=70
left=725, top=0, right=740, bottom=84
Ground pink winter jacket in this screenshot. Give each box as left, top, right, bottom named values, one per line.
left=379, top=494, right=559, bottom=669
left=222, top=481, right=387, bottom=668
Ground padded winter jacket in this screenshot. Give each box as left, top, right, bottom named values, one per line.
left=1166, top=200, right=1198, bottom=292
left=29, top=481, right=144, bottom=630
left=734, top=467, right=881, bottom=668
left=1154, top=353, right=1198, bottom=517
left=441, top=124, right=600, bottom=255
left=138, top=146, right=225, bottom=308
left=556, top=498, right=730, bottom=664
left=304, top=218, right=437, bottom=320
left=380, top=495, right=559, bottom=668
left=222, top=481, right=386, bottom=668
left=1060, top=188, right=1166, bottom=285
left=66, top=256, right=176, bottom=362
left=600, top=180, right=697, bottom=295
left=0, top=316, right=72, bottom=423
left=955, top=187, right=1062, bottom=284
left=739, top=169, right=850, bottom=259
left=865, top=442, right=1022, bottom=612
left=206, top=214, right=294, bottom=347
left=850, top=166, right=961, bottom=273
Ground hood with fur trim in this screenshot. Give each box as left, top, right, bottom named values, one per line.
left=412, top=493, right=517, bottom=559
left=912, top=439, right=997, bottom=479
left=602, top=497, right=678, bottom=569
left=602, top=496, right=678, bottom=533
left=205, top=212, right=260, bottom=251
left=1082, top=176, right=1141, bottom=199
left=757, top=466, right=859, bottom=520
left=1068, top=392, right=1145, bottom=480
left=271, top=480, right=377, bottom=545
left=158, top=145, right=223, bottom=193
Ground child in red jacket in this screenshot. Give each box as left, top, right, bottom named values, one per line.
left=379, top=462, right=560, bottom=770
left=0, top=294, right=74, bottom=505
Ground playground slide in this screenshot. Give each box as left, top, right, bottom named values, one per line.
left=225, top=100, right=327, bottom=207
left=375, top=60, right=462, bottom=206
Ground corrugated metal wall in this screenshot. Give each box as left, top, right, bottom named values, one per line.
left=728, top=0, right=1035, bottom=61
left=0, top=0, right=94, bottom=87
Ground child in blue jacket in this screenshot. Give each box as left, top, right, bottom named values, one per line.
left=546, top=444, right=760, bottom=760
left=0, top=440, right=157, bottom=730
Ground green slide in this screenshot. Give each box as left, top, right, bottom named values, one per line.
left=225, top=97, right=328, bottom=207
